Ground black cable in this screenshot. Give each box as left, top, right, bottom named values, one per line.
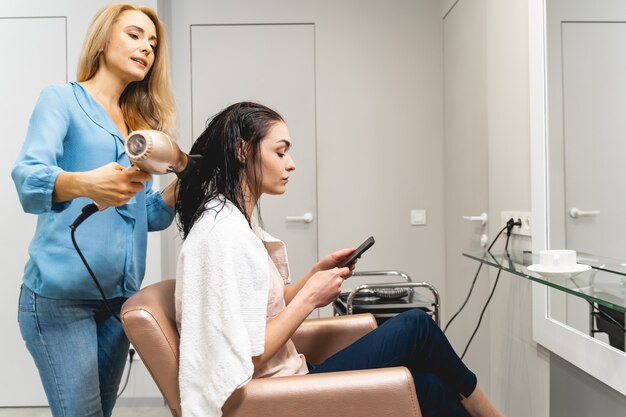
left=567, top=276, right=626, bottom=333
left=117, top=348, right=136, bottom=399
left=70, top=204, right=121, bottom=322
left=460, top=230, right=511, bottom=359
left=443, top=263, right=484, bottom=333
left=444, top=224, right=509, bottom=333
left=590, top=303, right=626, bottom=333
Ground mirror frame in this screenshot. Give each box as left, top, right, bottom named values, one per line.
left=529, top=0, right=626, bottom=395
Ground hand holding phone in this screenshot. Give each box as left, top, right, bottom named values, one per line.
left=338, top=236, right=375, bottom=268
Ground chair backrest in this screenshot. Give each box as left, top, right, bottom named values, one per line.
left=121, top=279, right=181, bottom=417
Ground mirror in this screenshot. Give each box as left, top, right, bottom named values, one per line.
left=544, top=0, right=626, bottom=351
left=530, top=0, right=626, bottom=395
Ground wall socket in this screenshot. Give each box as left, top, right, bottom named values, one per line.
left=500, top=211, right=532, bottom=237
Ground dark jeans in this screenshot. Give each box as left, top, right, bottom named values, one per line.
left=309, top=309, right=476, bottom=417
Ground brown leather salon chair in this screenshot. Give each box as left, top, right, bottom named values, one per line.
left=121, top=279, right=421, bottom=417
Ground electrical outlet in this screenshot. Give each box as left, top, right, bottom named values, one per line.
left=501, top=211, right=532, bottom=237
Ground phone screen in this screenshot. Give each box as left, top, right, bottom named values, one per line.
left=339, top=236, right=375, bottom=268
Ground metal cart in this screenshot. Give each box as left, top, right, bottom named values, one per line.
left=332, top=270, right=441, bottom=326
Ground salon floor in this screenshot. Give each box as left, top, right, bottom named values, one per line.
left=0, top=407, right=171, bottom=416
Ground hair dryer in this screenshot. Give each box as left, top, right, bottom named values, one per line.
left=125, top=129, right=189, bottom=175
left=71, top=130, right=200, bottom=229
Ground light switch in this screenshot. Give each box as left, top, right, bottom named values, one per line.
left=410, top=209, right=426, bottom=226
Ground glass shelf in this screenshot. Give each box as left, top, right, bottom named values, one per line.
left=463, top=250, right=626, bottom=313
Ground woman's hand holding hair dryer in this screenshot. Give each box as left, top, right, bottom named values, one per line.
left=53, top=162, right=151, bottom=207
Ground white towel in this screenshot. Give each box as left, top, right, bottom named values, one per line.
left=175, top=199, right=269, bottom=417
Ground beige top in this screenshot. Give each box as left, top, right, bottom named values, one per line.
left=253, top=254, right=309, bottom=378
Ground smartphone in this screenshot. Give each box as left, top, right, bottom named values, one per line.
left=339, top=236, right=375, bottom=268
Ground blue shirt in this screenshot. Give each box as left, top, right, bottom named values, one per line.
left=11, top=82, right=175, bottom=300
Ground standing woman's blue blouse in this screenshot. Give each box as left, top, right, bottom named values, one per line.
left=11, top=82, right=175, bottom=300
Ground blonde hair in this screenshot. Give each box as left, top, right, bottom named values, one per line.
left=77, top=3, right=177, bottom=137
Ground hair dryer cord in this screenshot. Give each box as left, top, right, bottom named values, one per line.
left=70, top=203, right=121, bottom=322
left=70, top=203, right=99, bottom=230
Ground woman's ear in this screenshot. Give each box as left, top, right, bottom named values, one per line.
left=235, top=138, right=248, bottom=163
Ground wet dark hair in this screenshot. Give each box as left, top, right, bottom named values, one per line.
left=176, top=101, right=284, bottom=239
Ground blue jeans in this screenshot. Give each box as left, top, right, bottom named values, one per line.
left=18, top=285, right=129, bottom=417
left=309, top=309, right=476, bottom=417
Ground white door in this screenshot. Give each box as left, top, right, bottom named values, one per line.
left=559, top=21, right=626, bottom=337
left=0, top=16, right=66, bottom=406
left=189, top=24, right=318, bottom=282
left=562, top=22, right=626, bottom=260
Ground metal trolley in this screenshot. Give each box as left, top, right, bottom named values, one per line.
left=332, top=270, right=441, bottom=326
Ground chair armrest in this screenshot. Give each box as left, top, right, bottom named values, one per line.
left=223, top=367, right=421, bottom=417
left=291, top=313, right=377, bottom=364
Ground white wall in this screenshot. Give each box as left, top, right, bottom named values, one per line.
left=442, top=1, right=550, bottom=416
left=550, top=353, right=626, bottom=416
left=484, top=0, right=550, bottom=415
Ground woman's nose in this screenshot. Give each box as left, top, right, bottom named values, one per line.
left=141, top=40, right=152, bottom=55
left=287, top=155, right=296, bottom=171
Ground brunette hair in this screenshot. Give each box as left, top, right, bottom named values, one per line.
left=176, top=102, right=284, bottom=239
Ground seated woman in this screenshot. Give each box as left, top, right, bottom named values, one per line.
left=174, top=102, right=505, bottom=417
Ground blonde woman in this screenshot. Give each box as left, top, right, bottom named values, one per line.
left=12, top=4, right=177, bottom=416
